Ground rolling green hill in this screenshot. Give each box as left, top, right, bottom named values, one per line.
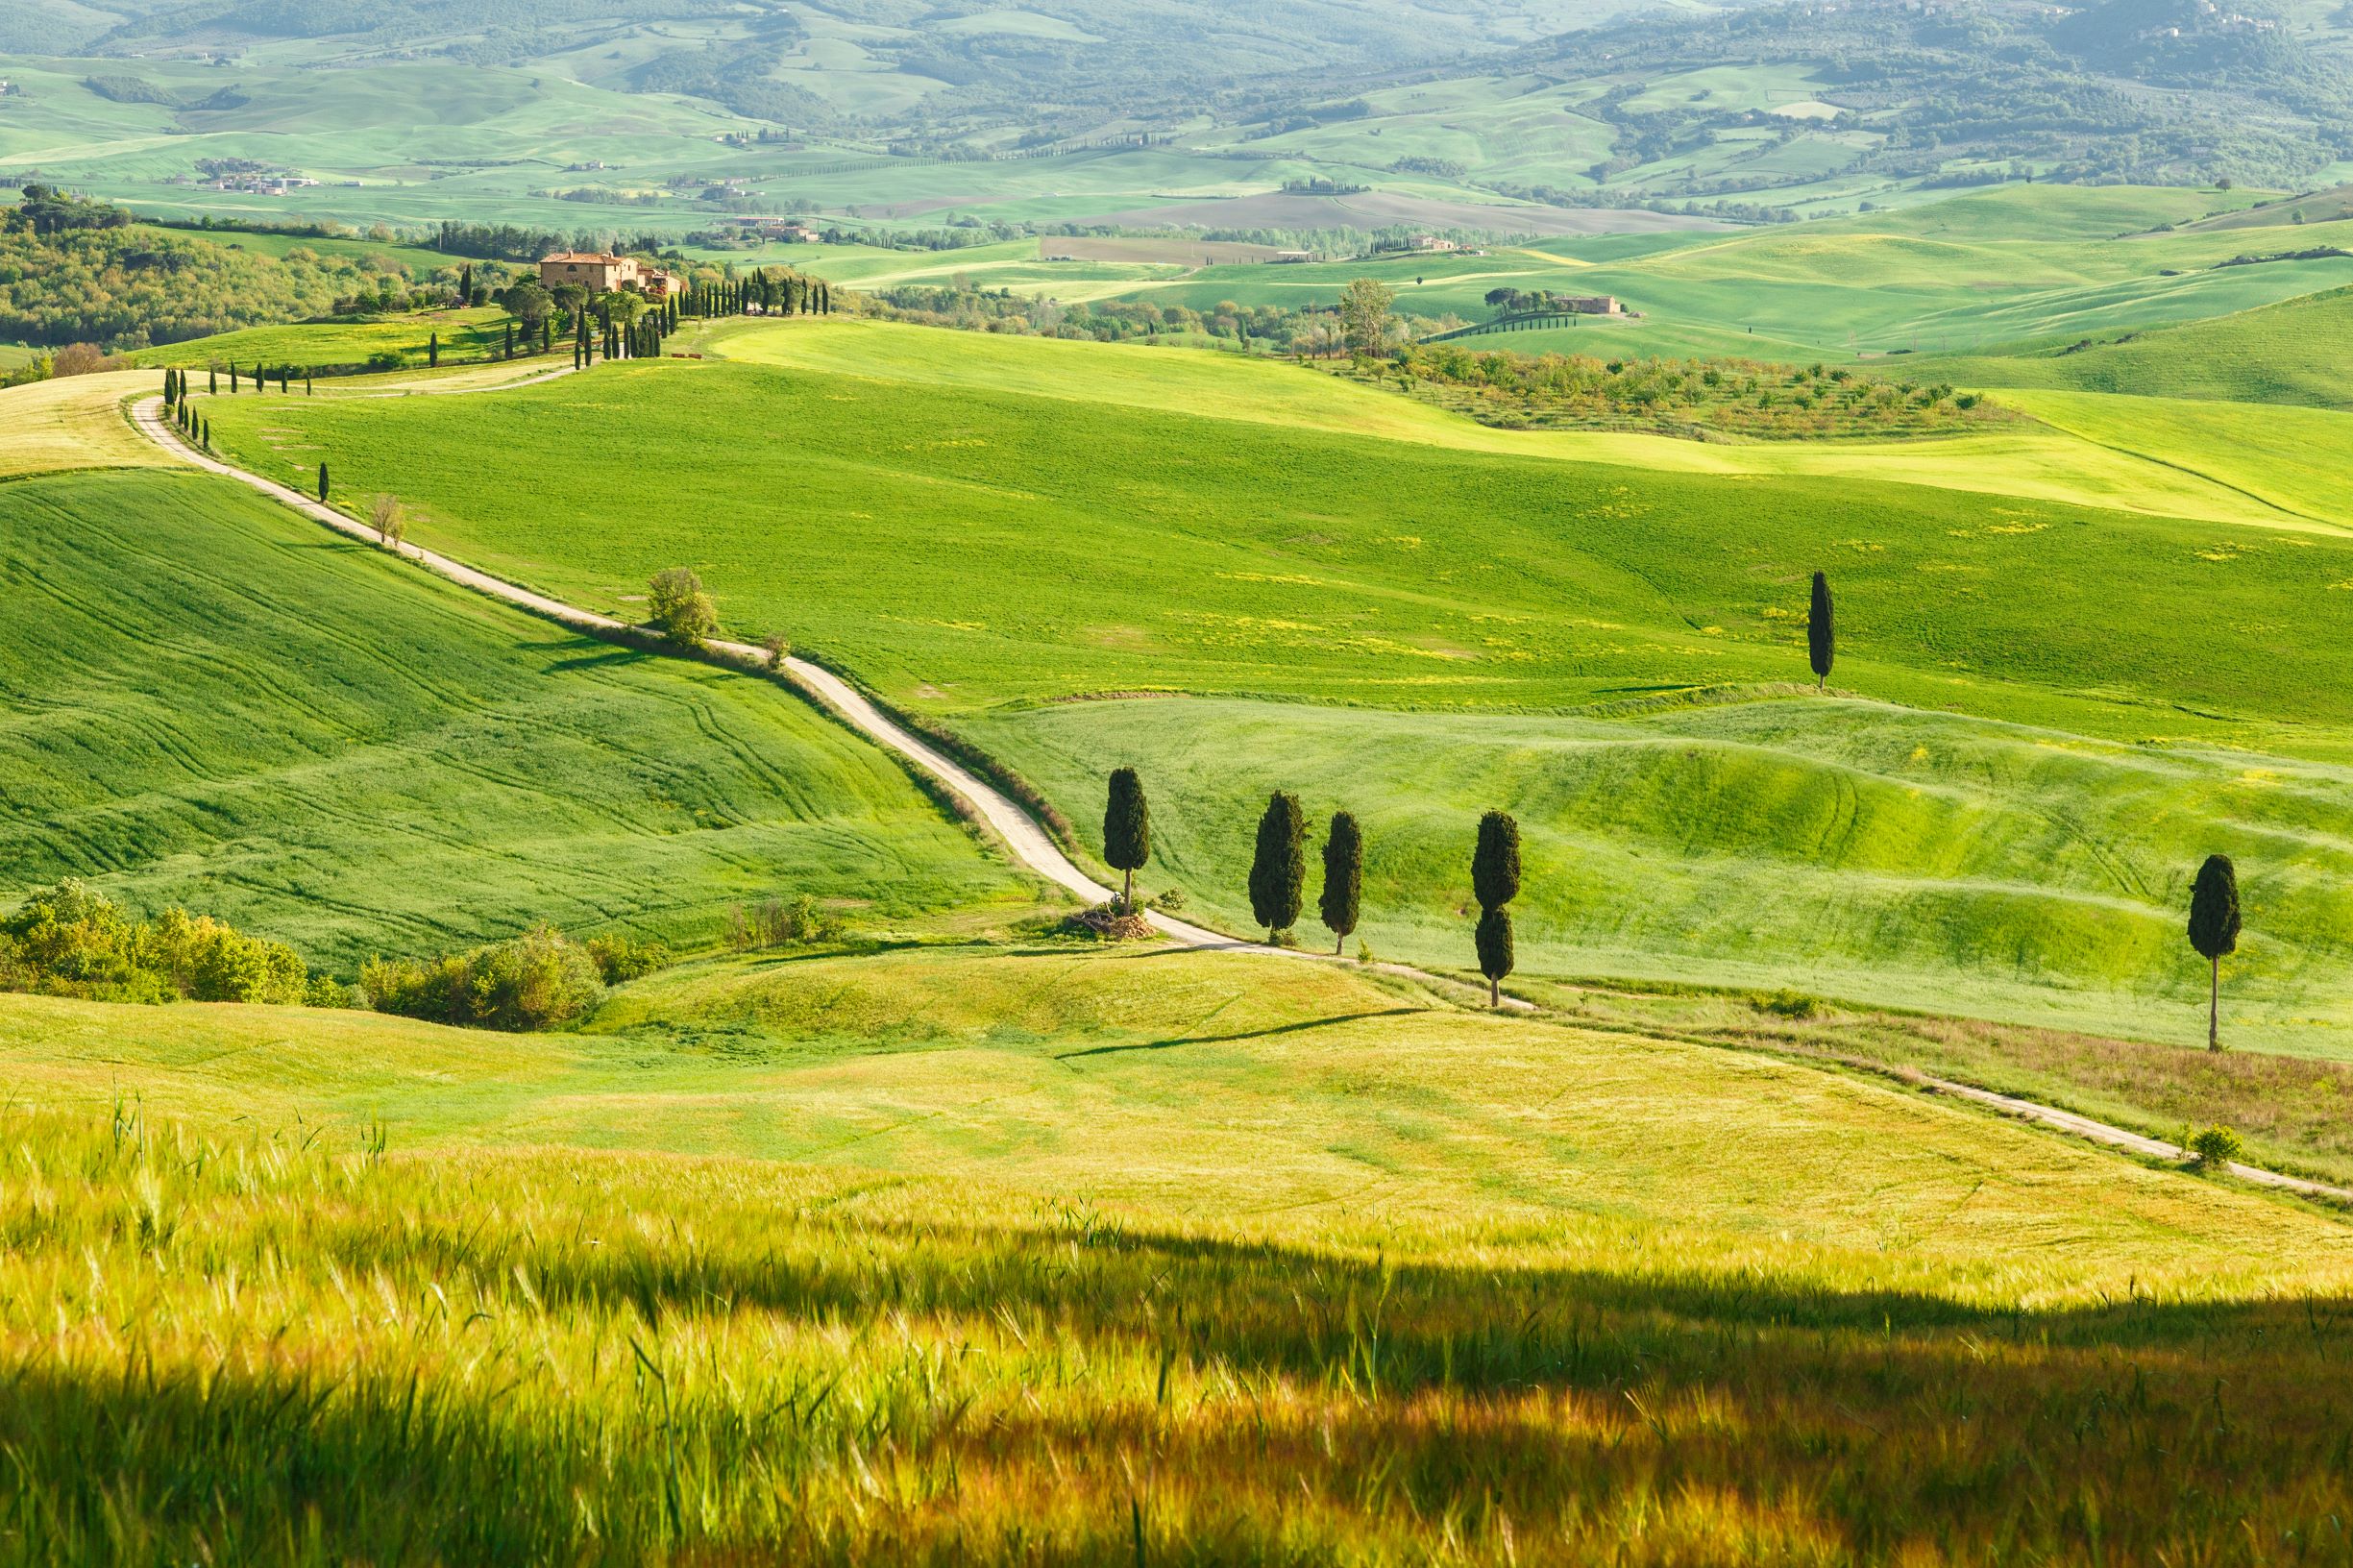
left=1930, top=285, right=2353, bottom=408
left=0, top=461, right=1026, bottom=969
left=186, top=316, right=2353, bottom=1048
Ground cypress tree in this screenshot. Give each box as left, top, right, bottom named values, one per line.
left=1472, top=811, right=1521, bottom=914
left=429, top=331, right=439, bottom=369
left=504, top=322, right=515, bottom=360
left=1319, top=811, right=1362, bottom=956
left=2188, top=854, right=2243, bottom=1052
left=1470, top=810, right=1521, bottom=1008
left=1475, top=907, right=1514, bottom=1007
left=1102, top=767, right=1150, bottom=913
left=202, top=418, right=210, bottom=450
left=253, top=363, right=262, bottom=392
left=1808, top=569, right=1834, bottom=692
left=229, top=365, right=238, bottom=393
left=209, top=367, right=218, bottom=395
left=162, top=368, right=175, bottom=404
left=317, top=462, right=330, bottom=503
left=460, top=263, right=473, bottom=303
left=1247, top=791, right=1307, bottom=941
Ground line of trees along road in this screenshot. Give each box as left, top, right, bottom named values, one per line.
left=1087, top=570, right=2255, bottom=1035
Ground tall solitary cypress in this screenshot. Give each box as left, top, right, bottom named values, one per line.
left=1319, top=811, right=1363, bottom=955
left=2188, top=854, right=2243, bottom=1052
left=1471, top=810, right=1521, bottom=1007
left=460, top=263, right=474, bottom=304
left=1247, top=792, right=1307, bottom=941
left=1102, top=767, right=1150, bottom=913
left=208, top=367, right=218, bottom=395
left=429, top=331, right=439, bottom=369
left=1807, top=569, right=1834, bottom=692
left=317, top=462, right=330, bottom=503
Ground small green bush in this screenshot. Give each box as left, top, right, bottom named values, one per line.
left=361, top=926, right=605, bottom=1032
left=2187, top=1126, right=2245, bottom=1170
left=1756, top=989, right=1821, bottom=1020
left=727, top=894, right=837, bottom=951
left=584, top=934, right=672, bottom=985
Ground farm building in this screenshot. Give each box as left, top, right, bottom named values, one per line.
left=539, top=253, right=681, bottom=299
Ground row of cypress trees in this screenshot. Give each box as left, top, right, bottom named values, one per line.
left=680, top=269, right=833, bottom=320
left=1097, top=572, right=2241, bottom=1036
left=1101, top=769, right=1518, bottom=1005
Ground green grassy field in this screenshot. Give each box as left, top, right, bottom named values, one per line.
left=1929, top=285, right=2353, bottom=408
left=127, top=306, right=515, bottom=372
left=0, top=462, right=1027, bottom=970
left=6, top=941, right=2353, bottom=1562
left=173, top=315, right=2353, bottom=1051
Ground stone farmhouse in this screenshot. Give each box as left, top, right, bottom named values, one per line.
left=539, top=252, right=680, bottom=300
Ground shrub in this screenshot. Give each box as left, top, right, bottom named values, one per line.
left=584, top=933, right=672, bottom=985
left=726, top=894, right=837, bottom=951
left=1756, top=988, right=1820, bottom=1020
left=361, top=925, right=604, bottom=1032
left=365, top=351, right=404, bottom=372
left=1149, top=887, right=1188, bottom=913
left=2187, top=1126, right=2244, bottom=1170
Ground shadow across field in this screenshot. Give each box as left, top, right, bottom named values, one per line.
left=1053, top=1007, right=1432, bottom=1059
left=16, top=1191, right=2353, bottom=1566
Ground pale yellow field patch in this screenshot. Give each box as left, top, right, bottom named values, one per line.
left=0, top=370, right=170, bottom=479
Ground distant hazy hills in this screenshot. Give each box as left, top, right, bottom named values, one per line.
left=7, top=0, right=2350, bottom=195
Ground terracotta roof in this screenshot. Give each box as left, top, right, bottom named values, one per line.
left=542, top=252, right=623, bottom=264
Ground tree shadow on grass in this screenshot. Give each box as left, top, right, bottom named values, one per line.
left=1053, top=1006, right=1433, bottom=1059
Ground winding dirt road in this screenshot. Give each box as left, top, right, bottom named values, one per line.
left=127, top=389, right=2353, bottom=1206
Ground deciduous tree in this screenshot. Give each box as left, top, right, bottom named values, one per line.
left=647, top=567, right=718, bottom=648
left=1339, top=278, right=1396, bottom=356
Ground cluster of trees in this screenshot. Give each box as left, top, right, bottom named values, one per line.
left=0, top=193, right=416, bottom=350
left=1382, top=343, right=1993, bottom=440
left=0, top=880, right=345, bottom=1007
left=870, top=282, right=1458, bottom=355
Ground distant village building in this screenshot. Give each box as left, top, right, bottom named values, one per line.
left=1271, top=250, right=1313, bottom=263
left=1563, top=295, right=1625, bottom=315
left=540, top=252, right=679, bottom=298
left=1404, top=234, right=1458, bottom=253
left=723, top=217, right=820, bottom=242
